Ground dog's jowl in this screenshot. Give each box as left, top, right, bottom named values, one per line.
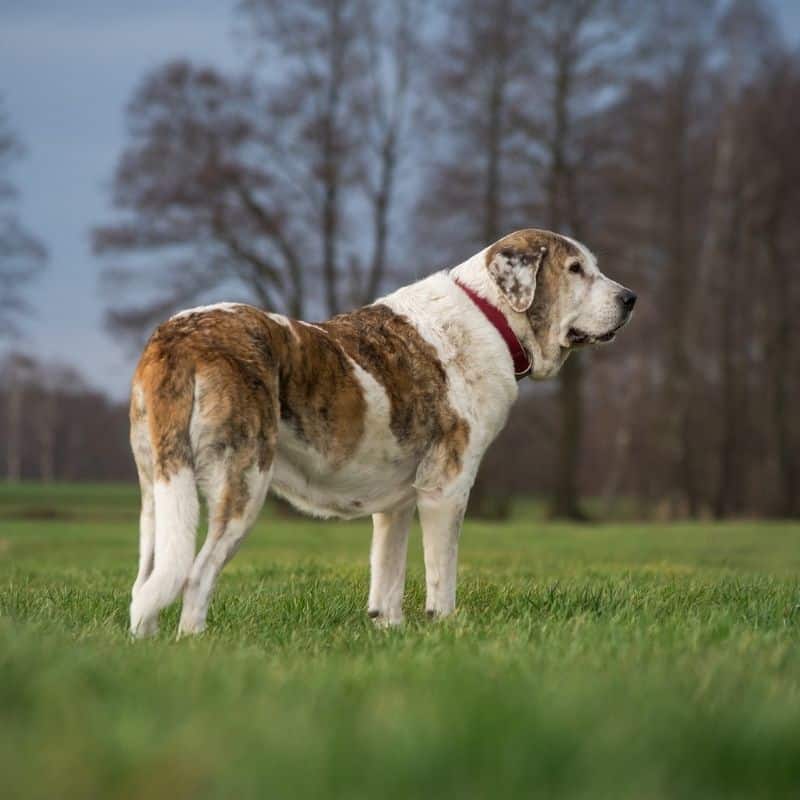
left=128, top=228, right=636, bottom=637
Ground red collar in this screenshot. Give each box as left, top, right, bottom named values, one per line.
left=454, top=279, right=532, bottom=380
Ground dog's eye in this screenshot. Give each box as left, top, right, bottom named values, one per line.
left=568, top=262, right=583, bottom=275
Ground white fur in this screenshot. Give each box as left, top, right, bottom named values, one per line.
left=368, top=503, right=415, bottom=626
left=267, top=312, right=293, bottom=328
left=567, top=274, right=626, bottom=341
left=130, top=466, right=198, bottom=637
left=131, top=484, right=155, bottom=600
left=556, top=235, right=628, bottom=345
left=298, top=320, right=328, bottom=334
left=418, top=490, right=467, bottom=617
left=172, top=302, right=243, bottom=319
left=562, top=234, right=597, bottom=268
left=130, top=385, right=155, bottom=603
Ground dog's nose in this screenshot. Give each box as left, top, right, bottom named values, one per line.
left=618, top=289, right=637, bottom=313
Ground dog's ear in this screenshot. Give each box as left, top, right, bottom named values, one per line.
left=487, top=245, right=548, bottom=313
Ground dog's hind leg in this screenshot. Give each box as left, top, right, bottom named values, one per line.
left=131, top=483, right=155, bottom=602
left=178, top=462, right=271, bottom=637
left=368, top=503, right=415, bottom=626
left=177, top=367, right=277, bottom=638
left=130, top=467, right=199, bottom=638
left=129, top=360, right=199, bottom=639
left=129, top=386, right=158, bottom=635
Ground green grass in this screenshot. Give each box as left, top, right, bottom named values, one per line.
left=1, top=483, right=799, bottom=799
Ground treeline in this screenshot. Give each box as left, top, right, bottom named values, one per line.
left=7, top=0, right=797, bottom=517
left=0, top=353, right=133, bottom=483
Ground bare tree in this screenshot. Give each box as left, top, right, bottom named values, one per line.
left=0, top=98, right=46, bottom=339
left=239, top=0, right=370, bottom=315
left=697, top=0, right=780, bottom=517
left=584, top=1, right=727, bottom=518
left=416, top=0, right=534, bottom=258
left=358, top=0, right=421, bottom=304
left=519, top=0, right=641, bottom=519
left=240, top=0, right=423, bottom=311
left=747, top=59, right=800, bottom=517
left=0, top=352, right=131, bottom=483
left=2, top=353, right=35, bottom=481
left=32, top=362, right=85, bottom=483
left=97, top=2, right=420, bottom=338
left=94, top=63, right=307, bottom=338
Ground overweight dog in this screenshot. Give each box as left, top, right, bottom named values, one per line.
left=129, top=229, right=635, bottom=637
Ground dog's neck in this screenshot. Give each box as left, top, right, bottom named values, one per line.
left=448, top=250, right=566, bottom=380
left=453, top=279, right=532, bottom=379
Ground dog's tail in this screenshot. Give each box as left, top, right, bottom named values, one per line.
left=129, top=350, right=198, bottom=637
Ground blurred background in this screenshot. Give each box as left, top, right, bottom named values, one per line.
left=1, top=0, right=798, bottom=520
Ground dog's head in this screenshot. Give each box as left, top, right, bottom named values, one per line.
left=486, top=229, right=636, bottom=376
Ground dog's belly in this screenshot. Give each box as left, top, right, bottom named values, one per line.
left=270, top=424, right=417, bottom=519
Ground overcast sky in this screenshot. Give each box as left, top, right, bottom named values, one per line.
left=1, top=1, right=799, bottom=399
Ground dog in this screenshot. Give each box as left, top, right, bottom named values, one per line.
left=128, top=228, right=635, bottom=637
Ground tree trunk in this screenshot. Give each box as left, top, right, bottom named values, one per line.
left=685, top=100, right=738, bottom=516
left=712, top=176, right=747, bottom=518
left=322, top=164, right=340, bottom=316
left=547, top=45, right=586, bottom=520
left=483, top=53, right=504, bottom=244
left=321, top=2, right=344, bottom=316
left=468, top=37, right=510, bottom=520
left=38, top=391, right=56, bottom=482
left=364, top=133, right=395, bottom=304
left=6, top=381, right=22, bottom=482
left=551, top=353, right=586, bottom=519
left=766, top=216, right=798, bottom=517
left=713, top=275, right=736, bottom=518
left=655, top=54, right=702, bottom=518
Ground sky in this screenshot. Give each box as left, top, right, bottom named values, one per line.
left=0, top=1, right=240, bottom=398
left=1, top=0, right=800, bottom=400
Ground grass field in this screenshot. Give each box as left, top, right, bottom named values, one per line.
left=1, top=483, right=799, bottom=799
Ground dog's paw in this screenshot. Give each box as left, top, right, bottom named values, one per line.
left=130, top=618, right=159, bottom=639
left=368, top=609, right=403, bottom=628
left=425, top=607, right=457, bottom=621
left=176, top=622, right=206, bottom=640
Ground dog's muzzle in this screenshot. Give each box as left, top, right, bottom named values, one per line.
left=567, top=288, right=637, bottom=346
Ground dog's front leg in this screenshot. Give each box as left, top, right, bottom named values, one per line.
left=368, top=503, right=415, bottom=626
left=418, top=490, right=468, bottom=619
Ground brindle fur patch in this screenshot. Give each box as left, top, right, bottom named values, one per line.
left=322, top=305, right=470, bottom=478
left=133, top=331, right=195, bottom=482
left=272, top=318, right=367, bottom=466
left=131, top=299, right=471, bottom=523
left=133, top=305, right=367, bottom=493
left=133, top=309, right=273, bottom=531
